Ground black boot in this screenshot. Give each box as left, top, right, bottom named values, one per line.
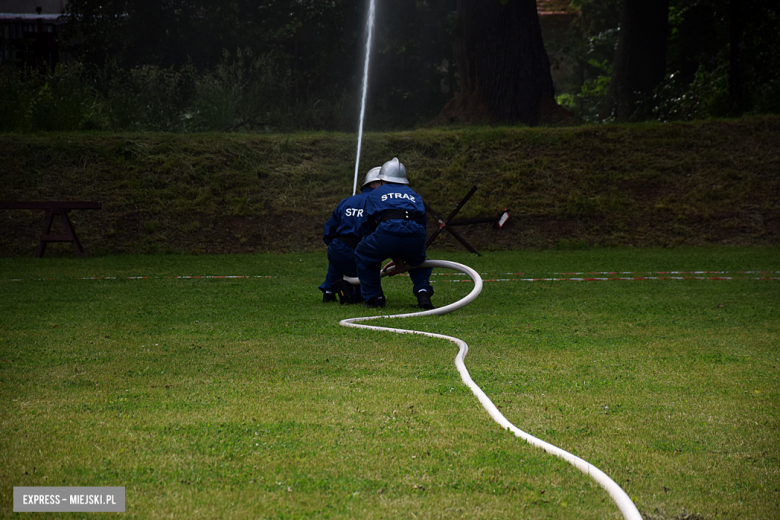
left=416, top=290, right=433, bottom=310
left=364, top=295, right=385, bottom=308
left=322, top=290, right=337, bottom=303
left=336, top=280, right=360, bottom=304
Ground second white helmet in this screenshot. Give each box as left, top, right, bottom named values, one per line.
left=360, top=166, right=382, bottom=191
left=378, top=157, right=409, bottom=185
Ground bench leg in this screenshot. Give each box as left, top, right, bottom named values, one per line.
left=63, top=211, right=88, bottom=257
left=36, top=209, right=88, bottom=258
left=35, top=209, right=56, bottom=258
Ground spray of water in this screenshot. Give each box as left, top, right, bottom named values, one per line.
left=352, top=0, right=376, bottom=195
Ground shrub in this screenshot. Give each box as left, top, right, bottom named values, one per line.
left=0, top=64, right=104, bottom=131
left=649, top=65, right=730, bottom=122
left=0, top=66, right=28, bottom=131
left=189, top=49, right=294, bottom=132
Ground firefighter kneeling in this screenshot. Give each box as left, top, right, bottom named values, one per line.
left=355, top=157, right=434, bottom=309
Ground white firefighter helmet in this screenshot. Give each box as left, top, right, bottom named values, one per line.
left=360, top=166, right=382, bottom=191
left=378, top=157, right=409, bottom=185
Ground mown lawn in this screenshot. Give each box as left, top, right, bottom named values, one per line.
left=1, top=248, right=778, bottom=519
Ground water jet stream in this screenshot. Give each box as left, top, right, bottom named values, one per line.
left=352, top=0, right=376, bottom=195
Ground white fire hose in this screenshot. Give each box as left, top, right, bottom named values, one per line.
left=340, top=259, right=642, bottom=520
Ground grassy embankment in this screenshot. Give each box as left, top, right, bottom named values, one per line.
left=1, top=116, right=779, bottom=257
left=0, top=248, right=778, bottom=519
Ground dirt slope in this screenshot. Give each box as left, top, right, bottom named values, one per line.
left=1, top=116, right=778, bottom=257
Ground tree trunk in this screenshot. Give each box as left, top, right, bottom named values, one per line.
left=433, top=0, right=560, bottom=127
left=603, top=0, right=670, bottom=121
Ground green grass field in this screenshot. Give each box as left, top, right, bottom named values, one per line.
left=1, top=248, right=778, bottom=519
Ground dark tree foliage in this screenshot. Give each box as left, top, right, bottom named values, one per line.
left=58, top=0, right=455, bottom=130
left=11, top=0, right=776, bottom=131
left=64, top=1, right=359, bottom=70
left=60, top=0, right=364, bottom=106
left=564, top=0, right=780, bottom=121
left=664, top=0, right=780, bottom=117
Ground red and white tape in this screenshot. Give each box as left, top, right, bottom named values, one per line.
left=3, top=271, right=777, bottom=283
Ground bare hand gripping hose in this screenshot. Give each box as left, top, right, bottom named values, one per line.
left=340, top=259, right=643, bottom=520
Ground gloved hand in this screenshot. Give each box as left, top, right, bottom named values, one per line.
left=382, top=259, right=408, bottom=276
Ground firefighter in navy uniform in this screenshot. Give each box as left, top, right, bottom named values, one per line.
left=319, top=167, right=382, bottom=303
left=355, top=157, right=434, bottom=309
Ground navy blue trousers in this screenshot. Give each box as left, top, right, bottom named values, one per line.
left=354, top=231, right=434, bottom=301
left=319, top=239, right=358, bottom=293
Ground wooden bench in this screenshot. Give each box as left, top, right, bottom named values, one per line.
left=0, top=201, right=102, bottom=257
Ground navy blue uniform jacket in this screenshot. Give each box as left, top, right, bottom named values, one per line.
left=360, top=183, right=426, bottom=238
